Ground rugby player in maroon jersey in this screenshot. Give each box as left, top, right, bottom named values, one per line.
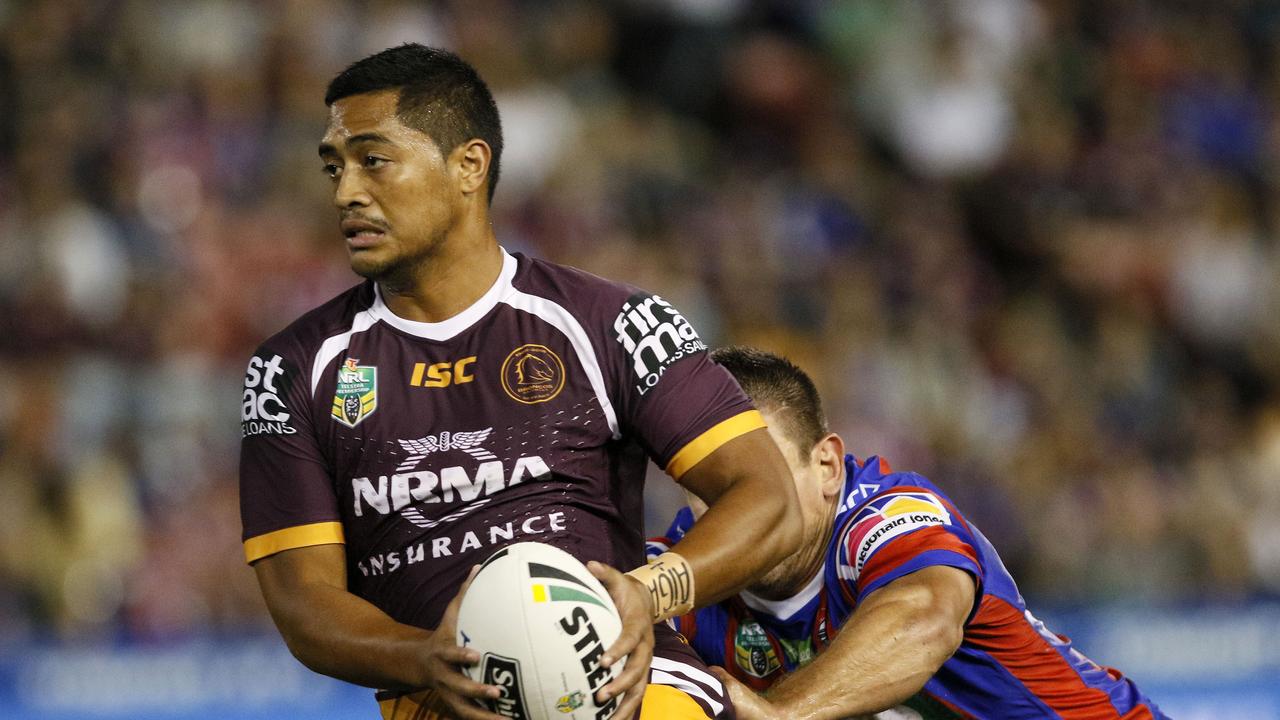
left=239, top=45, right=803, bottom=720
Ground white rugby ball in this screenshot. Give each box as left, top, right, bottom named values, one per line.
left=457, top=542, right=624, bottom=720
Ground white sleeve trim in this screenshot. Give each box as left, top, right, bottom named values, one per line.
left=311, top=309, right=379, bottom=396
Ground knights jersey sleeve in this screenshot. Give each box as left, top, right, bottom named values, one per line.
left=604, top=291, right=763, bottom=479
left=835, top=480, right=983, bottom=605
left=239, top=340, right=344, bottom=563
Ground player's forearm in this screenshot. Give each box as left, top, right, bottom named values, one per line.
left=254, top=545, right=439, bottom=691
left=765, top=570, right=969, bottom=719
left=267, top=580, right=436, bottom=690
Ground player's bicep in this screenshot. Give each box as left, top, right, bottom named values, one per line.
left=253, top=543, right=348, bottom=595
left=252, top=544, right=349, bottom=653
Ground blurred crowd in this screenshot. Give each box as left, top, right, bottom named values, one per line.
left=2, top=0, right=1279, bottom=642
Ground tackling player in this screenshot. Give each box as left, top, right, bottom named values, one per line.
left=239, top=45, right=803, bottom=720
left=649, top=347, right=1168, bottom=719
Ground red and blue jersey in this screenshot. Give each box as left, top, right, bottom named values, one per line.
left=647, top=455, right=1168, bottom=719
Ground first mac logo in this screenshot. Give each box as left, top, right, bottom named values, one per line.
left=242, top=353, right=297, bottom=437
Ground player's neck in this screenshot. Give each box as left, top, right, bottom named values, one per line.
left=378, top=231, right=503, bottom=323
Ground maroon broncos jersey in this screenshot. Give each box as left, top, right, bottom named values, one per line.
left=239, top=250, right=764, bottom=631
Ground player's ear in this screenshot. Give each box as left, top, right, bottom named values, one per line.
left=814, top=432, right=845, bottom=499
left=454, top=138, right=491, bottom=198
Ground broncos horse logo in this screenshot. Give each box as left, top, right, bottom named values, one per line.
left=501, top=344, right=565, bottom=403
left=513, top=351, right=555, bottom=385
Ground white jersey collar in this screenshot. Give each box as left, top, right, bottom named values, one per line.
left=370, top=249, right=517, bottom=341
left=740, top=565, right=825, bottom=621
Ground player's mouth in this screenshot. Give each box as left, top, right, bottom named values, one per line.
left=341, top=219, right=388, bottom=249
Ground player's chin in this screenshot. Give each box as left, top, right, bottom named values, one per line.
left=348, top=247, right=397, bottom=279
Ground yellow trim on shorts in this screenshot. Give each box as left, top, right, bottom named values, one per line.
left=378, top=690, right=442, bottom=720
left=379, top=684, right=708, bottom=719
left=640, top=683, right=711, bottom=719
left=665, top=410, right=768, bottom=480
left=243, top=521, right=345, bottom=563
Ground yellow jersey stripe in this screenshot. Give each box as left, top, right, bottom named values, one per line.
left=243, top=521, right=345, bottom=563
left=665, top=410, right=767, bottom=480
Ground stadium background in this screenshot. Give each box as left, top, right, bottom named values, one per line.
left=0, top=0, right=1277, bottom=717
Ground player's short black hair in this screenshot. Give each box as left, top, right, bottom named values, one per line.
left=711, top=346, right=828, bottom=453
left=325, top=43, right=504, bottom=203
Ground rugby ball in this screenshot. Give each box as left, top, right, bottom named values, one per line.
left=456, top=542, right=624, bottom=720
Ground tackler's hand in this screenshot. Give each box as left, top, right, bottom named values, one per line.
left=710, top=666, right=783, bottom=720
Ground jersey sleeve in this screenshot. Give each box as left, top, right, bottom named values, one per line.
left=835, top=483, right=983, bottom=605
left=239, top=341, right=344, bottom=564
left=604, top=291, right=763, bottom=479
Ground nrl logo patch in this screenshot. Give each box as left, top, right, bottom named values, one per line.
left=734, top=621, right=782, bottom=679
left=330, top=357, right=377, bottom=428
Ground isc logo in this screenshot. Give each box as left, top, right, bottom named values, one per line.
left=410, top=356, right=476, bottom=388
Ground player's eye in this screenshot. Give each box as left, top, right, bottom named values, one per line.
left=322, top=163, right=341, bottom=179
left=363, top=155, right=387, bottom=169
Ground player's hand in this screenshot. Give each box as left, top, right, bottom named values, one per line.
left=588, top=560, right=654, bottom=720
left=422, top=566, right=508, bottom=720
left=710, top=666, right=782, bottom=720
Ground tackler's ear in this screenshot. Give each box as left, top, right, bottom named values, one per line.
left=814, top=432, right=845, bottom=500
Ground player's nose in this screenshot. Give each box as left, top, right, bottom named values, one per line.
left=334, top=171, right=371, bottom=209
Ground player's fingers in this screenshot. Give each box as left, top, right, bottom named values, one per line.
left=709, top=666, right=742, bottom=693
left=600, top=613, right=645, bottom=668
left=598, top=629, right=652, bottom=703
left=609, top=680, right=646, bottom=720
left=592, top=562, right=650, bottom=669
left=598, top=650, right=647, bottom=703
left=435, top=644, right=481, bottom=666
left=709, top=667, right=753, bottom=708
left=436, top=690, right=509, bottom=720
left=709, top=666, right=735, bottom=695
left=432, top=663, right=502, bottom=702
left=586, top=560, right=623, bottom=591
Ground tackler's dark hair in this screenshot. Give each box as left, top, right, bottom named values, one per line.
left=711, top=346, right=828, bottom=451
